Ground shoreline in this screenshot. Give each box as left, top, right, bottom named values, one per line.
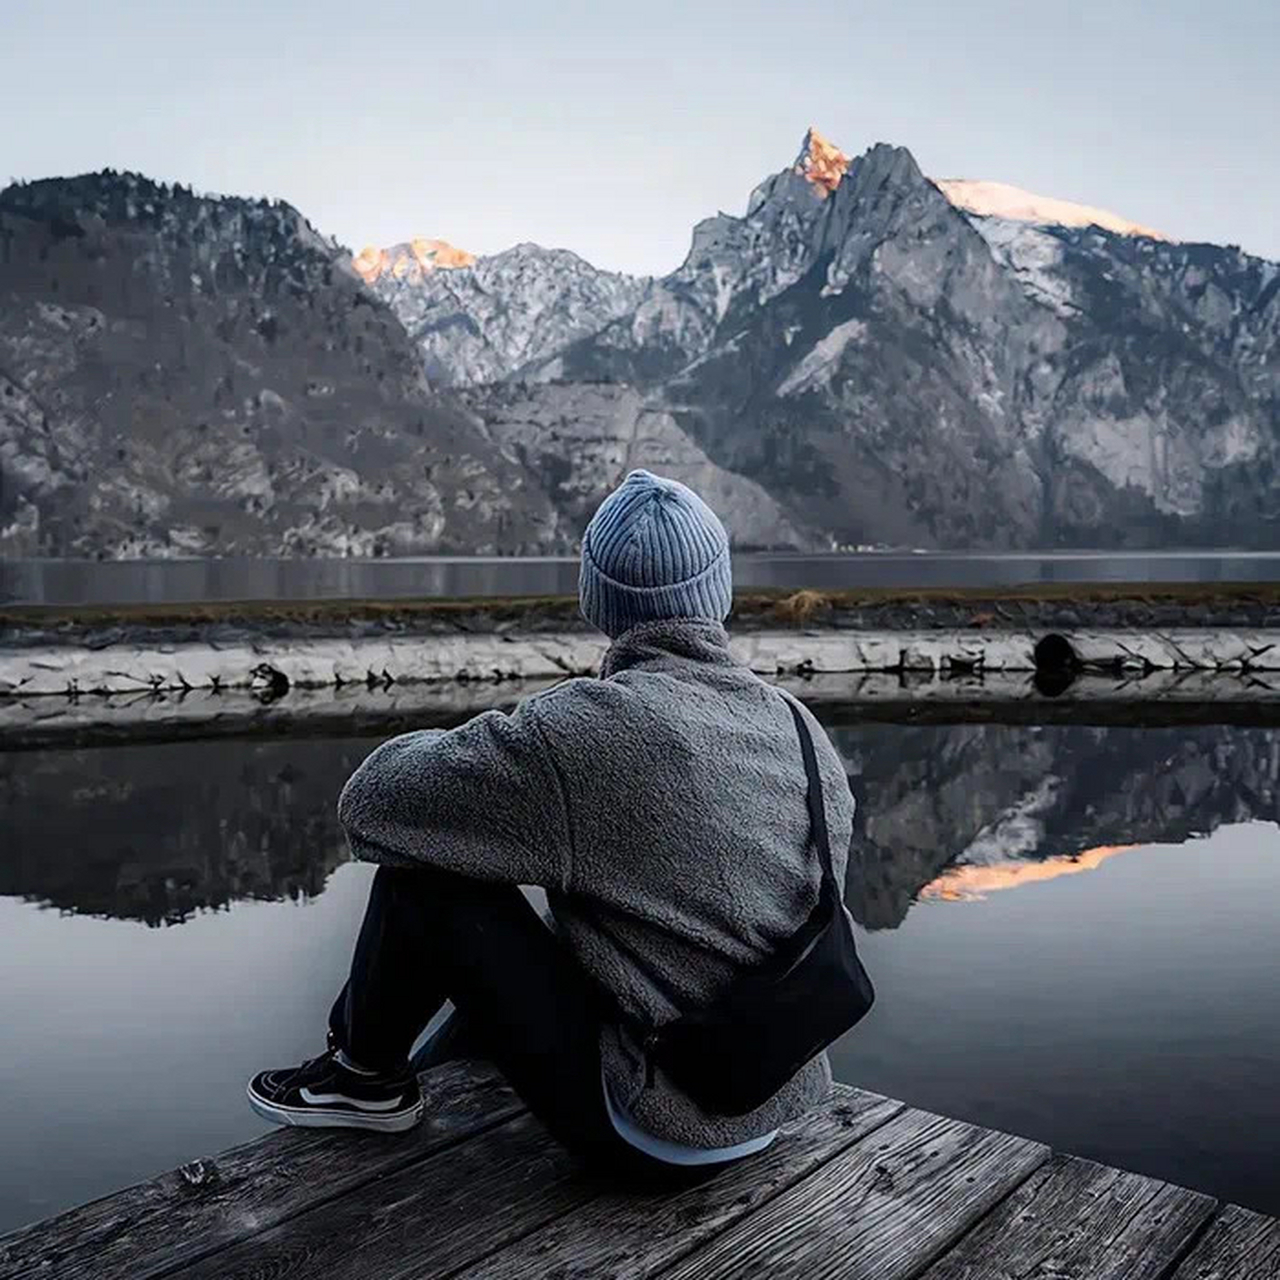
left=5, top=586, right=1280, bottom=747
left=5, top=625, right=1280, bottom=699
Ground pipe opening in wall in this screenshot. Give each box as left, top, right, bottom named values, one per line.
left=1033, top=633, right=1081, bottom=673
left=1033, top=633, right=1081, bottom=697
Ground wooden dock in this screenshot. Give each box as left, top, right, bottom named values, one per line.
left=2, top=1061, right=1277, bottom=1280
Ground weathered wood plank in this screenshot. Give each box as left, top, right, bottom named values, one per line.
left=918, top=1153, right=1216, bottom=1280
left=657, top=1106, right=1050, bottom=1280
left=1170, top=1204, right=1280, bottom=1280
left=453, top=1085, right=905, bottom=1280
left=0, top=1061, right=522, bottom=1280
left=174, top=1110, right=600, bottom=1280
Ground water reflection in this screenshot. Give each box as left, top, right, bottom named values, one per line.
left=921, top=844, right=1141, bottom=900
left=833, top=819, right=1280, bottom=1221
left=2, top=720, right=1276, bottom=929
left=2, top=716, right=1280, bottom=1230
left=837, top=723, right=1280, bottom=929
left=0, top=738, right=370, bottom=926
left=7, top=551, right=1280, bottom=606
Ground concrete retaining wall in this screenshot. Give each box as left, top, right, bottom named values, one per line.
left=4, top=628, right=1280, bottom=700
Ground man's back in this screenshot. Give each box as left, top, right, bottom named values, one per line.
left=533, top=618, right=853, bottom=1027
left=338, top=616, right=854, bottom=1147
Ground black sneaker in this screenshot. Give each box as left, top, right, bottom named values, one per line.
left=247, top=1047, right=423, bottom=1133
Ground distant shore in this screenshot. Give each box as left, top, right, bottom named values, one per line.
left=5, top=583, right=1280, bottom=651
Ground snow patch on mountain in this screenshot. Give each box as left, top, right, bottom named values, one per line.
left=936, top=179, right=1169, bottom=241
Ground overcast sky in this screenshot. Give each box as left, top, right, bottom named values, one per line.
left=3, top=0, right=1276, bottom=275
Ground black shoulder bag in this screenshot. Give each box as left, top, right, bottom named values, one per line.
left=636, top=698, right=876, bottom=1117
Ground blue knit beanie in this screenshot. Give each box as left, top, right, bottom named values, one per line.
left=579, top=470, right=733, bottom=638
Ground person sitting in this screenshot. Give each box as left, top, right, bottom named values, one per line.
left=247, top=469, right=859, bottom=1183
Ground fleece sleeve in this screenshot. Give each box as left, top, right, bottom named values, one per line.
left=336, top=698, right=571, bottom=890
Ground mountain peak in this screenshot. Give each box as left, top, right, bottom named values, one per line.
left=353, top=237, right=475, bottom=285
left=935, top=179, right=1169, bottom=241
left=794, top=127, right=850, bottom=198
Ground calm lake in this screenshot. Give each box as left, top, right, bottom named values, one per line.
left=6, top=550, right=1280, bottom=605
left=2, top=711, right=1279, bottom=1233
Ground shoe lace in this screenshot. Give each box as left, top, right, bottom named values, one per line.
left=278, top=1047, right=339, bottom=1090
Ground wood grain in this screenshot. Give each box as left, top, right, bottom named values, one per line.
left=656, top=1106, right=1050, bottom=1280
left=454, top=1085, right=904, bottom=1280
left=174, top=1110, right=599, bottom=1280
left=9, top=1059, right=1280, bottom=1280
left=1170, top=1203, right=1280, bottom=1280
left=919, top=1153, right=1216, bottom=1280
left=0, top=1061, right=522, bottom=1280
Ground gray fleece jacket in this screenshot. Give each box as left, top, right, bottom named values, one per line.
left=337, top=618, right=854, bottom=1148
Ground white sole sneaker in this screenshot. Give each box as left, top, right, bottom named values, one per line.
left=246, top=1083, right=424, bottom=1133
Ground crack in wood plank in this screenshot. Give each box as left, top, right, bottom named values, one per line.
left=651, top=1107, right=1051, bottom=1280
left=916, top=1153, right=1216, bottom=1280
left=1168, top=1204, right=1280, bottom=1280
left=451, top=1086, right=904, bottom=1280
left=173, top=1110, right=601, bottom=1280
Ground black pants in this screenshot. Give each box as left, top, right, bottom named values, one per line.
left=329, top=865, right=734, bottom=1185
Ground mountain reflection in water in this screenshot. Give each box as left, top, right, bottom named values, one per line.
left=0, top=737, right=368, bottom=927
left=835, top=721, right=1279, bottom=929
left=920, top=844, right=1145, bottom=900
left=3, top=713, right=1280, bottom=1232
left=1, top=718, right=1275, bottom=929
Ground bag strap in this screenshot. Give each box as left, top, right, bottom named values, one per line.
left=783, top=698, right=839, bottom=895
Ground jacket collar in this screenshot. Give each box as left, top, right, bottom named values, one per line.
left=600, top=619, right=737, bottom=679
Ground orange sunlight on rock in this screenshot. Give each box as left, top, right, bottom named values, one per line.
left=934, top=180, right=1170, bottom=240
left=352, top=238, right=476, bottom=285
left=796, top=127, right=850, bottom=198
left=921, top=845, right=1144, bottom=902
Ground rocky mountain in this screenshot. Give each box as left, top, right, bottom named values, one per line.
left=0, top=173, right=561, bottom=558
left=360, top=240, right=649, bottom=387
left=963, top=217, right=1279, bottom=541
left=519, top=129, right=1279, bottom=549
left=0, top=172, right=810, bottom=557
left=3, top=131, right=1276, bottom=557
left=455, top=380, right=810, bottom=549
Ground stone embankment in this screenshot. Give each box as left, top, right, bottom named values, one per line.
left=4, top=587, right=1280, bottom=745
left=4, top=627, right=1280, bottom=700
